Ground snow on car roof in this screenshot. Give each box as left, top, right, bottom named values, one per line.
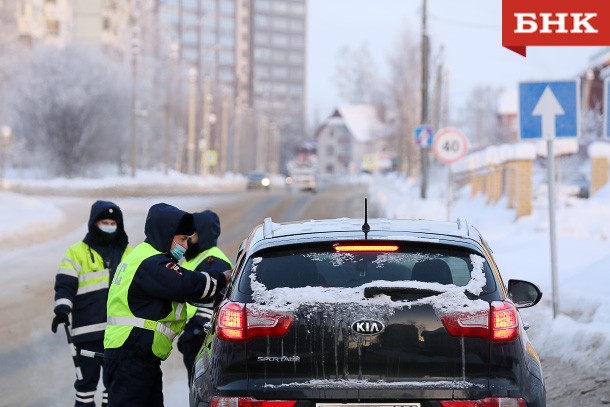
left=256, top=217, right=475, bottom=241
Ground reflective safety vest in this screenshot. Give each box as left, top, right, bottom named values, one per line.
left=104, top=242, right=187, bottom=360
left=55, top=242, right=132, bottom=342
left=182, top=247, right=233, bottom=319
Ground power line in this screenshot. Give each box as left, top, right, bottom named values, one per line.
left=429, top=13, right=499, bottom=31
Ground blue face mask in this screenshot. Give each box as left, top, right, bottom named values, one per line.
left=170, top=242, right=187, bottom=260
left=99, top=225, right=117, bottom=234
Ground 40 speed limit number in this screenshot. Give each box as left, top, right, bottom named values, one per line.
left=432, top=127, right=468, bottom=164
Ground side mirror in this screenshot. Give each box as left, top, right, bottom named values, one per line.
left=507, top=279, right=542, bottom=308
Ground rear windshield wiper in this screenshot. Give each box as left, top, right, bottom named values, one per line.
left=363, top=286, right=443, bottom=299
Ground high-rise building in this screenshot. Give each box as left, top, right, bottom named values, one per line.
left=159, top=0, right=306, bottom=172
left=250, top=0, right=306, bottom=165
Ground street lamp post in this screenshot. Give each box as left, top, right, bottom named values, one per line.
left=200, top=76, right=213, bottom=177
left=187, top=67, right=198, bottom=175
left=130, top=26, right=140, bottom=178
left=0, top=126, right=13, bottom=187
left=164, top=41, right=180, bottom=175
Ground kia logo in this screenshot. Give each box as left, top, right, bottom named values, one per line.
left=350, top=319, right=385, bottom=335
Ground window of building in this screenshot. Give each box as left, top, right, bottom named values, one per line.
left=220, top=68, right=234, bottom=81
left=254, top=47, right=271, bottom=61
left=203, top=2, right=215, bottom=14
left=255, top=0, right=272, bottom=11
left=183, top=12, right=200, bottom=26
left=203, top=33, right=218, bottom=46
left=254, top=15, right=270, bottom=27
left=290, top=34, right=304, bottom=47
left=290, top=2, right=305, bottom=14
left=272, top=67, right=288, bottom=79
left=271, top=18, right=288, bottom=30
left=271, top=34, right=288, bottom=47
left=219, top=33, right=234, bottom=47
left=219, top=17, right=235, bottom=32
left=289, top=85, right=303, bottom=96
left=220, top=0, right=235, bottom=15
left=288, top=52, right=303, bottom=64
left=326, top=145, right=334, bottom=155
left=289, top=19, right=304, bottom=32
left=254, top=32, right=270, bottom=45
left=271, top=50, right=286, bottom=63
left=271, top=1, right=288, bottom=13
left=220, top=50, right=234, bottom=64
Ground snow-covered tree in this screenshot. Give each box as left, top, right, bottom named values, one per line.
left=8, top=45, right=130, bottom=177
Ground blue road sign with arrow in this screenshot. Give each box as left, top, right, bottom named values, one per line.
left=414, top=124, right=434, bottom=147
left=519, top=80, right=579, bottom=139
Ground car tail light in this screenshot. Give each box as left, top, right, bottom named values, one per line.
left=333, top=244, right=399, bottom=252
left=441, top=301, right=519, bottom=342
left=490, top=302, right=519, bottom=341
left=440, top=398, right=526, bottom=406
left=210, top=397, right=296, bottom=407
left=217, top=302, right=293, bottom=341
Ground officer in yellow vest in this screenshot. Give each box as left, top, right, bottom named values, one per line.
left=177, top=209, right=233, bottom=384
left=103, top=203, right=230, bottom=407
left=52, top=200, right=132, bottom=407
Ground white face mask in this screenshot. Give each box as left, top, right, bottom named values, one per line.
left=99, top=224, right=117, bottom=234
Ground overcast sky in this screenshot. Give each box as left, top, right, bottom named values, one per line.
left=307, top=0, right=607, bottom=124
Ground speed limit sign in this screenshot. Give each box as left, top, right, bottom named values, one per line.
left=432, top=127, right=469, bottom=164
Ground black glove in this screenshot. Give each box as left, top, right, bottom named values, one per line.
left=51, top=311, right=70, bottom=333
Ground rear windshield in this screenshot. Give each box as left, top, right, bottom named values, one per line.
left=238, top=243, right=496, bottom=294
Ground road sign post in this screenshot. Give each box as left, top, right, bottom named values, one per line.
left=432, top=127, right=469, bottom=222
left=519, top=80, right=580, bottom=319
left=414, top=125, right=433, bottom=200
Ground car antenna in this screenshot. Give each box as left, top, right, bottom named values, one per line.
left=362, top=198, right=370, bottom=240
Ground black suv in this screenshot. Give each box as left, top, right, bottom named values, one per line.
left=190, top=216, right=546, bottom=407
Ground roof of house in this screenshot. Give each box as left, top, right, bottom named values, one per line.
left=316, top=104, right=386, bottom=142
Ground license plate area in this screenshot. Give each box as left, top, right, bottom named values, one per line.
left=318, top=404, right=420, bottom=407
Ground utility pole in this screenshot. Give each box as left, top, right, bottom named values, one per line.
left=420, top=0, right=430, bottom=199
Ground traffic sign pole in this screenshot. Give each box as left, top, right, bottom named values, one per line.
left=520, top=80, right=580, bottom=319
left=432, top=128, right=469, bottom=221
left=546, top=139, right=559, bottom=318
left=529, top=83, right=571, bottom=319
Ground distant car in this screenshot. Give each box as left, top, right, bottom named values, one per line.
left=246, top=171, right=271, bottom=190
left=190, top=216, right=546, bottom=407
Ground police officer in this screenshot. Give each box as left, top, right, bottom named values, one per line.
left=52, top=200, right=131, bottom=407
left=178, top=209, right=233, bottom=384
left=103, top=203, right=231, bottom=407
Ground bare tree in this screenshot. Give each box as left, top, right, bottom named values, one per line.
left=386, top=27, right=421, bottom=176
left=333, top=43, right=385, bottom=105
left=456, top=85, right=503, bottom=148
left=8, top=45, right=130, bottom=177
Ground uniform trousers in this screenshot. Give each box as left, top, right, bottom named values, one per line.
left=103, top=348, right=164, bottom=407
left=72, top=340, right=107, bottom=407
